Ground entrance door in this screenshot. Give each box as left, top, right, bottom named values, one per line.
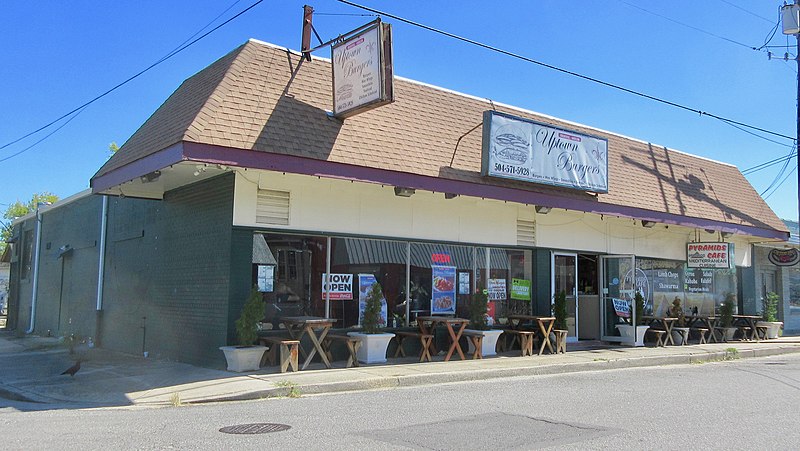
left=552, top=252, right=578, bottom=342
left=600, top=255, right=636, bottom=342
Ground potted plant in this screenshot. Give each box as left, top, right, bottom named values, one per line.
left=669, top=297, right=690, bottom=345
left=219, top=286, right=268, bottom=372
left=348, top=281, right=395, bottom=364
left=616, top=291, right=649, bottom=346
left=717, top=293, right=737, bottom=342
left=464, top=289, right=503, bottom=357
left=756, top=292, right=783, bottom=339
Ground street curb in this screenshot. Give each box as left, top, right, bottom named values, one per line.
left=183, top=345, right=800, bottom=405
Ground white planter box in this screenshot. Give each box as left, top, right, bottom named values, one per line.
left=219, top=345, right=267, bottom=372
left=616, top=324, right=649, bottom=346
left=347, top=332, right=395, bottom=364
left=464, top=329, right=504, bottom=357
left=756, top=321, right=783, bottom=339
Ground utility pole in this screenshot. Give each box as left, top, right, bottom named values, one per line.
left=782, top=1, right=800, bottom=227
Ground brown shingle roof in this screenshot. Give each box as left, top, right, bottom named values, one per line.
left=93, top=39, right=787, bottom=235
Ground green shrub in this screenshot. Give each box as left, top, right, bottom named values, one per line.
left=554, top=290, right=568, bottom=330
left=763, top=292, right=779, bottom=322
left=362, top=282, right=384, bottom=334
left=634, top=291, right=646, bottom=326
left=468, top=290, right=489, bottom=331
left=719, top=293, right=735, bottom=328
left=235, top=286, right=264, bottom=346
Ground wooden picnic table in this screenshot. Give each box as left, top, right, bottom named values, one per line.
left=280, top=316, right=337, bottom=370
left=642, top=316, right=679, bottom=345
left=416, top=316, right=469, bottom=361
left=733, top=315, right=762, bottom=341
left=506, top=314, right=557, bottom=355
left=684, top=314, right=719, bottom=343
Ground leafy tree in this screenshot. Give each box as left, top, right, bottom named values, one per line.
left=109, top=142, right=119, bottom=155
left=1, top=192, right=59, bottom=252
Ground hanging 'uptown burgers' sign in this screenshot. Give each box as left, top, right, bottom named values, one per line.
left=481, top=111, right=609, bottom=193
left=332, top=20, right=393, bottom=118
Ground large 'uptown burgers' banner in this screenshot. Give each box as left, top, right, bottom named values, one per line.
left=481, top=111, right=609, bottom=193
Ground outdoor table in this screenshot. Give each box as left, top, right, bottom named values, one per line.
left=416, top=316, right=469, bottom=361
left=733, top=315, right=762, bottom=341
left=280, top=316, right=337, bottom=370
left=506, top=314, right=557, bottom=355
left=685, top=315, right=719, bottom=343
left=642, top=316, right=679, bottom=345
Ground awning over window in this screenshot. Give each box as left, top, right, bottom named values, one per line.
left=335, top=238, right=510, bottom=270
left=253, top=234, right=277, bottom=265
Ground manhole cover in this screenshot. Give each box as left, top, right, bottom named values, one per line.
left=219, top=423, right=291, bottom=434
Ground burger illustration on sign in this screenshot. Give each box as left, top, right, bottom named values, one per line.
left=492, top=124, right=530, bottom=165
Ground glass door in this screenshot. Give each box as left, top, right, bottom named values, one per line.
left=552, top=252, right=578, bottom=342
left=600, top=255, right=636, bottom=342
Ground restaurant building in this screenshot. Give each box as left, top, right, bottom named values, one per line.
left=5, top=39, right=790, bottom=367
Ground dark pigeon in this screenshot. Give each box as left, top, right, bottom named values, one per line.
left=61, top=360, right=81, bottom=377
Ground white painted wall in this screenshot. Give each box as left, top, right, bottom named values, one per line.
left=233, top=169, right=753, bottom=266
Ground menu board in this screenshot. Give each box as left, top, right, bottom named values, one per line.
left=358, top=274, right=387, bottom=327
left=431, top=265, right=456, bottom=315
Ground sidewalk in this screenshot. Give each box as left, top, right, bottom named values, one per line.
left=2, top=331, right=799, bottom=409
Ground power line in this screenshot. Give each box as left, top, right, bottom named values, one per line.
left=616, top=0, right=757, bottom=51
left=337, top=0, right=795, bottom=143
left=0, top=0, right=264, bottom=155
left=0, top=108, right=87, bottom=163
left=743, top=150, right=797, bottom=175
left=763, top=166, right=797, bottom=200
left=717, top=0, right=775, bottom=24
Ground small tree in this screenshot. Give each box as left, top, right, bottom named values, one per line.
left=633, top=291, right=646, bottom=326
left=763, top=292, right=779, bottom=322
left=362, top=282, right=385, bottom=334
left=235, top=287, right=264, bottom=346
left=719, top=293, right=735, bottom=328
left=468, top=290, right=489, bottom=331
left=553, top=290, right=568, bottom=330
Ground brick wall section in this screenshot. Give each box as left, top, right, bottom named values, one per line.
left=102, top=173, right=236, bottom=367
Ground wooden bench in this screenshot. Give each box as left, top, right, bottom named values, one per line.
left=755, top=325, right=770, bottom=341
left=258, top=336, right=299, bottom=373
left=714, top=326, right=732, bottom=342
left=646, top=328, right=667, bottom=347
left=691, top=327, right=710, bottom=344
left=393, top=331, right=434, bottom=362
left=461, top=330, right=485, bottom=359
left=738, top=326, right=754, bottom=341
left=502, top=330, right=536, bottom=356
left=552, top=329, right=568, bottom=354
left=322, top=334, right=362, bottom=368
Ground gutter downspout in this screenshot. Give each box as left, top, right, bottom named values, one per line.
left=94, top=196, right=108, bottom=346
left=26, top=205, right=46, bottom=334
left=96, top=196, right=108, bottom=311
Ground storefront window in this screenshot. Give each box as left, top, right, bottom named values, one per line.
left=410, top=242, right=473, bottom=320
left=635, top=258, right=737, bottom=316
left=478, top=248, right=534, bottom=321
left=254, top=233, right=327, bottom=328
left=789, top=267, right=800, bottom=315
left=331, top=237, right=407, bottom=328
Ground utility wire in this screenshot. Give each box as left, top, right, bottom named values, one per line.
left=717, top=0, right=775, bottom=24
left=763, top=166, right=797, bottom=200
left=0, top=0, right=264, bottom=154
left=759, top=145, right=796, bottom=195
left=337, top=0, right=795, bottom=143
left=617, top=0, right=756, bottom=51
left=0, top=108, right=87, bottom=163
left=743, top=150, right=797, bottom=175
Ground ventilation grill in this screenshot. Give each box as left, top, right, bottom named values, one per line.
left=256, top=189, right=290, bottom=225
left=517, top=219, right=536, bottom=246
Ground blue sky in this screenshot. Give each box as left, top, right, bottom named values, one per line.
left=1, top=1, right=797, bottom=222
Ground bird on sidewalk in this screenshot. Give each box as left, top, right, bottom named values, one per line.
left=60, top=360, right=81, bottom=377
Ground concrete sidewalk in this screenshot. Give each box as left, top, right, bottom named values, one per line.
left=2, top=331, right=799, bottom=409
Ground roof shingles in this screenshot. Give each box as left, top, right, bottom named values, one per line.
left=94, top=39, right=787, bottom=234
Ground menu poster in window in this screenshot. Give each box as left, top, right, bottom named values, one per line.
left=458, top=272, right=471, bottom=295
left=511, top=278, right=531, bottom=301
left=358, top=274, right=387, bottom=327
left=257, top=265, right=274, bottom=292
left=488, top=278, right=507, bottom=301
left=431, top=265, right=456, bottom=315
left=322, top=273, right=353, bottom=300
